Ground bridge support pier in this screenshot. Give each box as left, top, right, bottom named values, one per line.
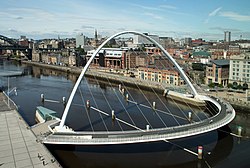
left=112, top=110, right=115, bottom=120
left=238, top=126, right=242, bottom=137
left=86, top=100, right=90, bottom=109
left=198, top=146, right=203, bottom=159
left=41, top=94, right=44, bottom=103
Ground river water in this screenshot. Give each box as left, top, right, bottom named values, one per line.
left=1, top=59, right=250, bottom=168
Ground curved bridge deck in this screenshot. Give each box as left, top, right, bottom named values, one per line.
left=42, top=97, right=235, bottom=145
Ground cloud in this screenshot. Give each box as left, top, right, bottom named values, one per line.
left=209, top=27, right=241, bottom=32
left=16, top=16, right=23, bottom=20
left=8, top=28, right=18, bottom=32
left=130, top=3, right=161, bottom=11
left=220, top=11, right=250, bottom=21
left=144, top=12, right=163, bottom=20
left=159, top=4, right=177, bottom=10
left=8, top=7, right=55, bottom=21
left=209, top=7, right=222, bottom=16
left=81, top=25, right=94, bottom=29
left=204, top=7, right=222, bottom=24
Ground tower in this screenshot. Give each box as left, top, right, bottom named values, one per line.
left=95, top=29, right=98, bottom=41
left=224, top=31, right=231, bottom=43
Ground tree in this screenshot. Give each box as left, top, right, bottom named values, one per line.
left=208, top=82, right=215, bottom=88
left=232, top=82, right=238, bottom=89
left=227, top=83, right=233, bottom=88
left=237, top=84, right=243, bottom=90
left=243, top=82, right=248, bottom=90
left=192, top=63, right=204, bottom=71
left=76, top=47, right=86, bottom=55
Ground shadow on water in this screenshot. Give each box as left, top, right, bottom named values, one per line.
left=46, top=127, right=234, bottom=168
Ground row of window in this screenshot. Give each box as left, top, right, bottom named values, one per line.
left=232, top=77, right=250, bottom=81
left=106, top=53, right=122, bottom=56
left=232, top=64, right=250, bottom=68
left=142, top=77, right=179, bottom=85
left=232, top=72, right=250, bottom=77
left=232, top=68, right=250, bottom=72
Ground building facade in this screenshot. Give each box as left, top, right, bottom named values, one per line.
left=86, top=48, right=126, bottom=69
left=229, top=53, right=250, bottom=88
left=137, top=67, right=184, bottom=86
left=205, top=59, right=230, bottom=86
left=76, top=33, right=86, bottom=48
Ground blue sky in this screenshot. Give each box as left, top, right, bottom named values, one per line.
left=1, top=0, right=250, bottom=40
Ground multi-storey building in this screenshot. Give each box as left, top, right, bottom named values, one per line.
left=205, top=59, right=230, bottom=86
left=137, top=67, right=184, bottom=86
left=76, top=33, right=86, bottom=48
left=229, top=53, right=250, bottom=88
left=133, top=34, right=160, bottom=46
left=86, top=48, right=126, bottom=69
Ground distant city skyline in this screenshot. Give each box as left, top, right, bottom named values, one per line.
left=0, top=0, right=250, bottom=40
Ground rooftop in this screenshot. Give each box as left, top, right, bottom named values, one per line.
left=210, top=59, right=230, bottom=66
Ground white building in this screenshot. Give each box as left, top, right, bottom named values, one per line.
left=76, top=33, right=86, bottom=48
left=229, top=52, right=250, bottom=87
left=133, top=34, right=160, bottom=46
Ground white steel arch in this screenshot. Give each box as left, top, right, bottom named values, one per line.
left=55, top=31, right=198, bottom=131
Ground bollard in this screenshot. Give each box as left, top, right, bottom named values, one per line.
left=119, top=84, right=122, bottom=91
left=121, top=88, right=125, bottom=95
left=41, top=94, right=44, bottom=103
left=126, top=94, right=129, bottom=101
left=112, top=110, right=115, bottom=120
left=62, top=97, right=66, bottom=104
left=146, top=125, right=150, bottom=131
left=163, top=89, right=167, bottom=97
left=188, top=112, right=192, bottom=121
left=198, top=146, right=203, bottom=159
left=86, top=100, right=90, bottom=109
left=238, top=126, right=242, bottom=137
left=152, top=102, right=156, bottom=110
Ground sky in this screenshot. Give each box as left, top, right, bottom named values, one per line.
left=0, top=0, right=250, bottom=40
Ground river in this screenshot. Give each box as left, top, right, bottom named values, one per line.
left=1, top=59, right=250, bottom=168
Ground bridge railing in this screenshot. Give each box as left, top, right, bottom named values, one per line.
left=45, top=96, right=235, bottom=144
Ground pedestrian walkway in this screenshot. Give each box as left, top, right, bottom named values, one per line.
left=0, top=93, right=61, bottom=168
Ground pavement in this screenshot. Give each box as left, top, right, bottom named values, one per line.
left=0, top=93, right=61, bottom=168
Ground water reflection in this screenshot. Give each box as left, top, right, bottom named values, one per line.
left=2, top=59, right=250, bottom=168
left=46, top=128, right=234, bottom=168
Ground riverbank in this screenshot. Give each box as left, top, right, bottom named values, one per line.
left=207, top=91, right=250, bottom=112
left=22, top=61, right=206, bottom=107
left=0, top=92, right=61, bottom=168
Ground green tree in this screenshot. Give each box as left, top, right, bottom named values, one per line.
left=208, top=82, right=215, bottom=88
left=227, top=83, right=233, bottom=88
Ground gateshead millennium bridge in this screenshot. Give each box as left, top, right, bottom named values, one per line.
left=35, top=31, right=235, bottom=145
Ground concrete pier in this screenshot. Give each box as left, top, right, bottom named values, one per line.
left=0, top=93, right=61, bottom=168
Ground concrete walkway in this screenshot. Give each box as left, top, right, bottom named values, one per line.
left=0, top=93, right=61, bottom=168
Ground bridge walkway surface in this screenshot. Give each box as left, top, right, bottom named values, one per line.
left=0, top=92, right=61, bottom=168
